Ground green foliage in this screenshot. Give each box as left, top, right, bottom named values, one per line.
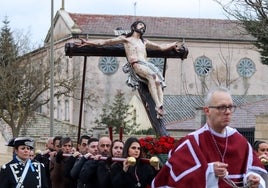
left=0, top=17, right=18, bottom=66
left=242, top=19, right=268, bottom=65
left=95, top=90, right=140, bottom=134
left=133, top=127, right=155, bottom=135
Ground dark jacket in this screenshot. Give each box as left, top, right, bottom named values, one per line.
left=70, top=156, right=88, bottom=188
left=34, top=152, right=52, bottom=188
left=79, top=157, right=114, bottom=188
left=64, top=156, right=78, bottom=188
left=79, top=159, right=99, bottom=188
left=96, top=160, right=113, bottom=188
left=111, top=160, right=158, bottom=188
left=0, top=158, right=48, bottom=188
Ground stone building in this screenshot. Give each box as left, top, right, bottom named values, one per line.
left=1, top=8, right=268, bottom=148
left=48, top=9, right=268, bottom=134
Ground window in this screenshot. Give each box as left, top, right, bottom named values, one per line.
left=98, top=57, right=119, bottom=74
left=194, top=56, right=213, bottom=76
left=57, top=100, right=61, bottom=119
left=65, top=100, right=69, bottom=121
left=148, top=58, right=165, bottom=72
left=236, top=58, right=256, bottom=78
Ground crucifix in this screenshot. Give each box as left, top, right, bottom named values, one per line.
left=65, top=20, right=188, bottom=140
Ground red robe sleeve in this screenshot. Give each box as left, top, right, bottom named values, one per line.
left=152, top=135, right=208, bottom=187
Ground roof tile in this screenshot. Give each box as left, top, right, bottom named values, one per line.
left=68, top=13, right=254, bottom=41
left=164, top=95, right=268, bottom=130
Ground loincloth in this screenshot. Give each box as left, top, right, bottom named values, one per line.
left=123, top=61, right=166, bottom=89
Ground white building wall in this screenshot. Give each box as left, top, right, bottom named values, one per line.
left=34, top=12, right=268, bottom=134
left=45, top=39, right=267, bottom=132
left=164, top=41, right=264, bottom=96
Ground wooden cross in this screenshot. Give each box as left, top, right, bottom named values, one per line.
left=65, top=42, right=188, bottom=137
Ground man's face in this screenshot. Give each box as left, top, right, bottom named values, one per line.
left=78, top=138, right=89, bottom=155
left=29, top=150, right=35, bottom=160
left=134, top=22, right=146, bottom=35
left=88, top=141, right=99, bottom=156
left=204, top=91, right=233, bottom=131
left=98, top=138, right=111, bottom=157
left=46, top=138, right=54, bottom=151
left=61, top=141, right=72, bottom=154
left=53, top=140, right=61, bottom=152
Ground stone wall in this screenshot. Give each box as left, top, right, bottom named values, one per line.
left=0, top=113, right=88, bottom=165
left=255, top=114, right=268, bottom=143
left=0, top=133, right=13, bottom=166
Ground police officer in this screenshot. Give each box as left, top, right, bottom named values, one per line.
left=0, top=137, right=48, bottom=188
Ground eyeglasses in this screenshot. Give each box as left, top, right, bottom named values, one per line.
left=208, top=105, right=236, bottom=113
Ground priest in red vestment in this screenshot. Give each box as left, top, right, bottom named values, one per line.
left=152, top=87, right=268, bottom=188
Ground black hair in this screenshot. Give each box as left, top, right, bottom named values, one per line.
left=59, top=137, right=72, bottom=147
left=253, top=140, right=266, bottom=151
left=122, top=137, right=141, bottom=159
left=79, top=135, right=91, bottom=144
left=53, top=136, right=62, bottom=145
left=88, top=137, right=99, bottom=145
left=125, top=20, right=146, bottom=43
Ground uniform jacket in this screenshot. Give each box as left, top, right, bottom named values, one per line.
left=0, top=157, right=48, bottom=188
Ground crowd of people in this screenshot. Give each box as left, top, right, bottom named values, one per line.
left=0, top=86, right=268, bottom=188
left=0, top=135, right=160, bottom=188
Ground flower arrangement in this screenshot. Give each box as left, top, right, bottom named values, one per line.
left=139, top=136, right=177, bottom=158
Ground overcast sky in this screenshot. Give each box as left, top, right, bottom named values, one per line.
left=0, top=0, right=228, bottom=45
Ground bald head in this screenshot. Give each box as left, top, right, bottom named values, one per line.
left=46, top=137, right=54, bottom=151
left=98, top=137, right=111, bottom=157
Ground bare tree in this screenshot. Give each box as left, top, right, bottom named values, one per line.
left=214, top=0, right=268, bottom=64
left=0, top=17, right=79, bottom=137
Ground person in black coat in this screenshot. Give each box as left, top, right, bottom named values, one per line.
left=0, top=137, right=48, bottom=188
left=96, top=139, right=124, bottom=188
left=70, top=137, right=99, bottom=188
left=111, top=137, right=160, bottom=188
left=79, top=136, right=112, bottom=188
